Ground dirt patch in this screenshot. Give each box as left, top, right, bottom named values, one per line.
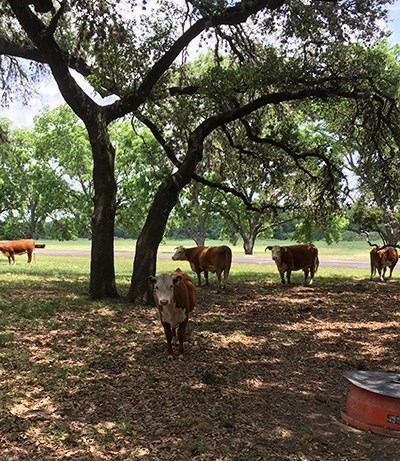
left=1, top=279, right=400, bottom=460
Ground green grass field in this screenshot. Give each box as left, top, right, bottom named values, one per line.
left=0, top=238, right=372, bottom=310
left=35, top=237, right=372, bottom=258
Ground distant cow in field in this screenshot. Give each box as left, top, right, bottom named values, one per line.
left=265, top=244, right=319, bottom=286
left=370, top=245, right=399, bottom=281
left=148, top=268, right=196, bottom=360
left=172, top=245, right=232, bottom=289
left=0, top=239, right=46, bottom=264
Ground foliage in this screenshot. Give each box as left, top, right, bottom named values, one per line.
left=110, top=119, right=169, bottom=236
left=0, top=125, right=72, bottom=238
left=291, top=211, right=349, bottom=244
left=322, top=43, right=400, bottom=244
left=0, top=107, right=166, bottom=239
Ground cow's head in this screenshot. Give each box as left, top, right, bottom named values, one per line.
left=147, top=273, right=182, bottom=306
left=172, top=246, right=186, bottom=261
left=266, top=245, right=283, bottom=261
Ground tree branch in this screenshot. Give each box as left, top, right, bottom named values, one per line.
left=105, top=0, right=286, bottom=121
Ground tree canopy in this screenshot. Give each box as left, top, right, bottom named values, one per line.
left=1, top=0, right=399, bottom=301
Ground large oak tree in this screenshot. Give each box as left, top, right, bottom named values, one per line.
left=0, top=0, right=395, bottom=301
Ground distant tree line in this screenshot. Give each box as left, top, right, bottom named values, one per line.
left=0, top=103, right=392, bottom=252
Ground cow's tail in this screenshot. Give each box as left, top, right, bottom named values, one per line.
left=223, top=247, right=233, bottom=288
left=314, top=254, right=319, bottom=273
left=225, top=247, right=232, bottom=274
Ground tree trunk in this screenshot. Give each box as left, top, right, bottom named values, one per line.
left=128, top=177, right=181, bottom=304
left=243, top=235, right=255, bottom=255
left=86, top=116, right=119, bottom=299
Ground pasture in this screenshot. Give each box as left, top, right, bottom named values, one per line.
left=1, top=242, right=400, bottom=460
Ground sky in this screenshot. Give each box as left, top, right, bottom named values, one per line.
left=1, top=1, right=399, bottom=128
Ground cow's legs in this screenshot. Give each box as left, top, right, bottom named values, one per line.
left=171, top=328, right=178, bottom=346
left=370, top=266, right=375, bottom=281
left=286, top=270, right=292, bottom=284
left=216, top=270, right=223, bottom=289
left=196, top=271, right=202, bottom=287
left=27, top=250, right=33, bottom=263
left=388, top=266, right=395, bottom=279
left=303, top=268, right=310, bottom=286
left=309, top=267, right=315, bottom=285
left=177, top=319, right=188, bottom=359
left=9, top=254, right=15, bottom=264
left=223, top=269, right=229, bottom=289
left=162, top=322, right=174, bottom=359
left=279, top=271, right=286, bottom=284
left=204, top=270, right=209, bottom=286
left=378, top=268, right=384, bottom=282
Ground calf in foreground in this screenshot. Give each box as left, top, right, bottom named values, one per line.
left=370, top=245, right=399, bottom=281
left=148, top=268, right=197, bottom=360
left=265, top=244, right=319, bottom=286
left=172, top=245, right=232, bottom=289
left=0, top=239, right=46, bottom=264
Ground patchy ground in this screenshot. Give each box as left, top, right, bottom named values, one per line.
left=1, top=279, right=400, bottom=460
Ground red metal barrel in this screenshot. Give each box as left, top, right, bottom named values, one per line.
left=341, top=370, right=400, bottom=437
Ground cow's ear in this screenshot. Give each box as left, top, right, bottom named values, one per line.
left=173, top=275, right=182, bottom=286
left=281, top=247, right=287, bottom=253
left=147, top=276, right=157, bottom=285
left=266, top=246, right=272, bottom=251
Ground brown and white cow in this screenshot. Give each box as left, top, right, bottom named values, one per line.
left=370, top=245, right=399, bottom=282
left=265, top=244, right=319, bottom=286
left=0, top=239, right=46, bottom=264
left=172, top=245, right=232, bottom=289
left=148, top=268, right=197, bottom=360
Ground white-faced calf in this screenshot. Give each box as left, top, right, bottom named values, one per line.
left=148, top=268, right=196, bottom=360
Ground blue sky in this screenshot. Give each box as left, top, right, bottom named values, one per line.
left=1, top=2, right=400, bottom=128
left=388, top=1, right=400, bottom=43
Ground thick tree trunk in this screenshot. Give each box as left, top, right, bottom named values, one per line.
left=243, top=235, right=256, bottom=255
left=128, top=177, right=181, bottom=304
left=86, top=116, right=118, bottom=299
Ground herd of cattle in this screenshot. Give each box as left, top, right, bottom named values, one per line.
left=1, top=238, right=399, bottom=359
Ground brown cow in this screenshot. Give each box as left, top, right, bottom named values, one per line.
left=171, top=245, right=232, bottom=289
left=370, top=245, right=399, bottom=281
left=0, top=239, right=46, bottom=264
left=265, top=244, right=319, bottom=286
left=148, top=268, right=197, bottom=360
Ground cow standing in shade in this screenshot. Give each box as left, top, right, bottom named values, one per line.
left=172, top=245, right=232, bottom=289
left=148, top=268, right=196, bottom=360
left=0, top=239, right=46, bottom=264
left=265, top=244, right=319, bottom=286
left=370, top=245, right=399, bottom=281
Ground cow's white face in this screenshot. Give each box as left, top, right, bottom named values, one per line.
left=269, top=245, right=282, bottom=261
left=148, top=273, right=181, bottom=306
left=172, top=246, right=186, bottom=261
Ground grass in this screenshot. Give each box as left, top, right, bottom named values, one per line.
left=0, top=239, right=371, bottom=296
left=0, top=246, right=371, bottom=333
left=0, top=238, right=372, bottom=325
left=33, top=237, right=373, bottom=259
